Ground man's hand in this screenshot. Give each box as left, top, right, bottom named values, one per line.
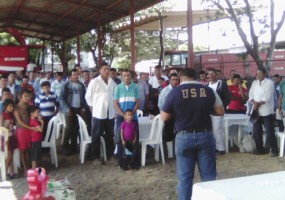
left=67, top=110, right=73, bottom=117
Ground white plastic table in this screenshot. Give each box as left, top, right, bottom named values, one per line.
left=223, top=114, right=251, bottom=153
left=192, top=171, right=285, bottom=200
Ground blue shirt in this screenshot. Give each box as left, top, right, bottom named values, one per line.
left=35, top=91, right=59, bottom=117
left=114, top=82, right=139, bottom=120
left=158, top=84, right=173, bottom=110
left=162, top=81, right=215, bottom=132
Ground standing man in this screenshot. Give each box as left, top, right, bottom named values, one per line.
left=85, top=63, right=117, bottom=162
left=158, top=73, right=179, bottom=158
left=249, top=67, right=279, bottom=156
left=149, top=65, right=168, bottom=89
left=161, top=68, right=224, bottom=200
left=114, top=69, right=139, bottom=163
left=59, top=69, right=87, bottom=155
left=132, top=71, right=149, bottom=115
left=207, top=68, right=230, bottom=155
left=6, top=72, right=20, bottom=100
left=110, top=68, right=121, bottom=85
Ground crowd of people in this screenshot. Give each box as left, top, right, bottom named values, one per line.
left=0, top=62, right=283, bottom=200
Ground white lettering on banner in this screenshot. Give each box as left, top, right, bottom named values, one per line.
left=4, top=57, right=25, bottom=61
left=208, top=58, right=218, bottom=62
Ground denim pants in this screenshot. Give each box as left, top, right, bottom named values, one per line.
left=253, top=114, right=278, bottom=153
left=175, top=131, right=216, bottom=200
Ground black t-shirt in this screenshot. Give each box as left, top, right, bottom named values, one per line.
left=162, top=81, right=215, bottom=132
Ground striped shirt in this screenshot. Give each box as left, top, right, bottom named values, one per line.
left=35, top=91, right=59, bottom=117
left=114, top=82, right=139, bottom=120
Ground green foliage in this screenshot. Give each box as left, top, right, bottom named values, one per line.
left=0, top=32, right=19, bottom=45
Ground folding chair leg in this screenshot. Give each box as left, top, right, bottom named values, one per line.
left=0, top=157, right=6, bottom=181
left=160, top=142, right=165, bottom=165
left=155, top=144, right=159, bottom=161
left=279, top=135, right=285, bottom=157
left=53, top=147, right=58, bottom=168
left=141, top=143, right=146, bottom=167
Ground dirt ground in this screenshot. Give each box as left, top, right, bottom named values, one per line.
left=3, top=148, right=285, bottom=200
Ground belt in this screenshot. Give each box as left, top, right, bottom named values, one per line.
left=176, top=128, right=212, bottom=134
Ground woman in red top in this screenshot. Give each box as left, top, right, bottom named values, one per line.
left=227, top=74, right=248, bottom=114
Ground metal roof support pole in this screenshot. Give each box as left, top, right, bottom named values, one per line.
left=130, top=0, right=135, bottom=71
left=76, top=33, right=81, bottom=65
left=97, top=16, right=102, bottom=65
left=187, top=0, right=194, bottom=68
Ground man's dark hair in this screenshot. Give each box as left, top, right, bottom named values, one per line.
left=110, top=68, right=117, bottom=72
left=28, top=105, right=39, bottom=116
left=56, top=72, right=63, bottom=77
left=273, top=74, right=280, bottom=78
left=169, top=73, right=178, bottom=79
left=41, top=81, right=51, bottom=88
left=121, top=69, right=130, bottom=73
left=199, top=70, right=206, bottom=75
left=69, top=69, right=77, bottom=76
left=74, top=64, right=81, bottom=68
left=158, top=77, right=165, bottom=81
left=2, top=87, right=11, bottom=93
left=22, top=75, right=29, bottom=79
left=154, top=65, right=162, bottom=70
left=98, top=62, right=109, bottom=70
left=257, top=67, right=267, bottom=74
left=180, top=68, right=196, bottom=79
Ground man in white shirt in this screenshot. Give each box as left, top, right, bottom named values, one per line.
left=149, top=65, right=168, bottom=89
left=249, top=67, right=279, bottom=156
left=6, top=72, right=20, bottom=100
left=85, top=63, right=117, bottom=163
left=207, top=68, right=230, bottom=155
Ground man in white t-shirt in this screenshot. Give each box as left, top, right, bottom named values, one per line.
left=148, top=65, right=168, bottom=89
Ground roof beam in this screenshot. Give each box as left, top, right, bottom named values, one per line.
left=6, top=24, right=71, bottom=39
left=83, top=0, right=126, bottom=21
left=25, top=0, right=57, bottom=29
left=6, top=0, right=24, bottom=27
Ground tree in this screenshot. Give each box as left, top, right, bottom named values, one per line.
left=202, top=0, right=285, bottom=71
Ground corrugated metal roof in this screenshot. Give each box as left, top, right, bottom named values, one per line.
left=0, top=0, right=163, bottom=42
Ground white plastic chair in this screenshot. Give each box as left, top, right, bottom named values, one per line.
left=0, top=127, right=8, bottom=181
left=56, top=112, right=66, bottom=144
left=137, top=109, right=143, bottom=117
left=42, top=116, right=58, bottom=167
left=76, top=115, right=107, bottom=164
left=140, top=114, right=165, bottom=167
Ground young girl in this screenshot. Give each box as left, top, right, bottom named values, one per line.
left=14, top=89, right=38, bottom=175
left=0, top=99, right=17, bottom=179
left=28, top=106, right=43, bottom=169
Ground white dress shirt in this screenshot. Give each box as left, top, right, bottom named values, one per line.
left=85, top=75, right=117, bottom=119
left=249, top=78, right=275, bottom=116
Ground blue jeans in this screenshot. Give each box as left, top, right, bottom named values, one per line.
left=175, top=132, right=216, bottom=200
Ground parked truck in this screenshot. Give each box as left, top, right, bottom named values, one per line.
left=0, top=28, right=45, bottom=73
